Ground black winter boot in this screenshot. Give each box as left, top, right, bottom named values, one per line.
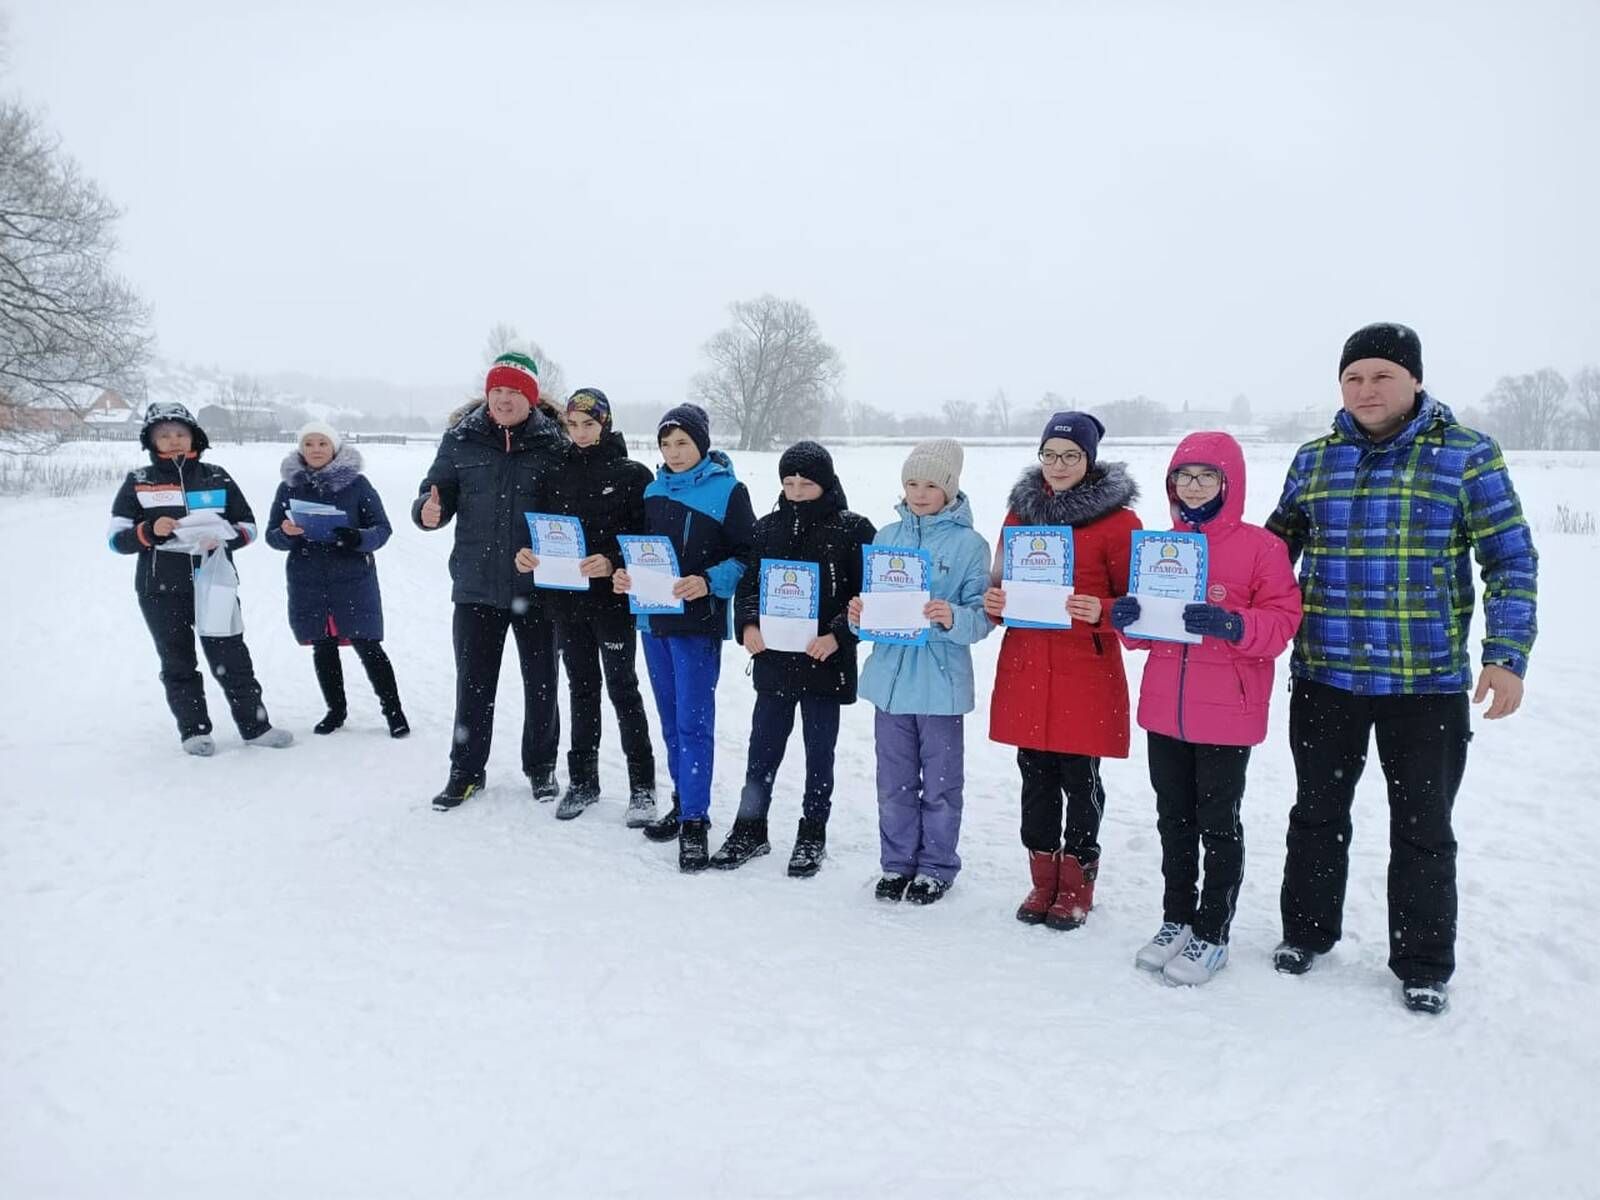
left=556, top=757, right=601, bottom=821
left=432, top=770, right=486, bottom=811
left=642, top=793, right=682, bottom=842
left=529, top=767, right=560, bottom=803
left=384, top=708, right=411, bottom=739
left=312, top=642, right=347, bottom=735
left=786, top=817, right=827, bottom=878
left=709, top=818, right=770, bottom=870
left=678, top=818, right=711, bottom=873
left=358, top=642, right=407, bottom=738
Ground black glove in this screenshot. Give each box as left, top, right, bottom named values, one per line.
left=333, top=526, right=363, bottom=550
left=1183, top=603, right=1243, bottom=643
left=1110, top=595, right=1142, bottom=630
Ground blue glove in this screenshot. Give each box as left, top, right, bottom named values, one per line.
left=1183, top=603, right=1243, bottom=643
left=333, top=526, right=363, bottom=550
left=1110, top=595, right=1142, bottom=630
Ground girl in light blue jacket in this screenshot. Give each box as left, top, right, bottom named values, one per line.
left=848, top=439, right=992, bottom=904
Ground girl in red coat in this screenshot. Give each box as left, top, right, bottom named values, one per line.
left=1110, top=431, right=1302, bottom=985
left=983, top=411, right=1141, bottom=932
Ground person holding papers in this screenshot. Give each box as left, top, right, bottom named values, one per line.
left=981, top=411, right=1140, bottom=932
left=514, top=388, right=658, bottom=825
left=107, top=402, right=292, bottom=755
left=413, top=352, right=566, bottom=811
left=1109, top=432, right=1300, bottom=985
left=715, top=442, right=875, bottom=877
left=612, top=404, right=756, bottom=872
left=847, top=439, right=991, bottom=905
left=267, top=422, right=409, bottom=740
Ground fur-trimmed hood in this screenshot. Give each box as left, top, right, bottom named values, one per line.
left=1006, top=461, right=1139, bottom=527
left=281, top=443, right=364, bottom=491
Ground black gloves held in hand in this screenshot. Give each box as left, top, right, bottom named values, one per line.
left=333, top=526, right=363, bottom=550
left=1183, top=603, right=1244, bottom=643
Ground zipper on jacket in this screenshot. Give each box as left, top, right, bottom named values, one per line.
left=1176, top=643, right=1191, bottom=741
left=1091, top=633, right=1104, bottom=656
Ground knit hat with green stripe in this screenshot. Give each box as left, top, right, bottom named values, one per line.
left=485, top=351, right=540, bottom=406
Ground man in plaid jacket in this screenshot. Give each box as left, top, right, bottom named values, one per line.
left=1265, top=322, right=1537, bottom=1016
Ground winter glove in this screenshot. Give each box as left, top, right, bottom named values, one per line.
left=1183, top=603, right=1244, bottom=643
left=1110, top=595, right=1142, bottom=630
left=333, top=526, right=363, bottom=550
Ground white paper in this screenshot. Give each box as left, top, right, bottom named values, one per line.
left=860, top=590, right=930, bottom=633
left=760, top=614, right=817, bottom=654
left=1126, top=594, right=1202, bottom=644
left=628, top=567, right=680, bottom=608
left=1002, top=579, right=1073, bottom=627
left=161, top=511, right=233, bottom=552
left=534, top=556, right=587, bottom=590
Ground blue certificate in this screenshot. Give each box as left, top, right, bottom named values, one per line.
left=617, top=534, right=685, bottom=614
left=859, top=545, right=933, bottom=646
left=524, top=512, right=589, bottom=590
left=1000, top=525, right=1075, bottom=629
left=759, top=558, right=822, bottom=652
left=1126, top=531, right=1209, bottom=644
left=289, top=498, right=349, bottom=544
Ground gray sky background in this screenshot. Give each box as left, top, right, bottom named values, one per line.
left=5, top=0, right=1597, bottom=416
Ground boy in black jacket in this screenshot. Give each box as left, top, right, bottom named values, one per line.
left=714, top=441, right=875, bottom=875
left=515, top=387, right=657, bottom=825
left=107, top=403, right=292, bottom=755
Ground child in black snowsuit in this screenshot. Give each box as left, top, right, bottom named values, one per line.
left=715, top=441, right=876, bottom=876
left=107, top=402, right=293, bottom=755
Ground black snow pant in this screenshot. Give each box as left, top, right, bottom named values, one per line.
left=1018, top=748, right=1105, bottom=862
left=737, top=691, right=843, bottom=824
left=312, top=638, right=403, bottom=717
left=556, top=613, right=655, bottom=792
left=450, top=602, right=560, bottom=781
left=138, top=592, right=271, bottom=740
left=1147, top=731, right=1251, bottom=945
left=1281, top=678, right=1471, bottom=984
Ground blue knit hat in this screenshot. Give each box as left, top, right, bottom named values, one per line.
left=657, top=403, right=711, bottom=457
left=1039, top=410, right=1105, bottom=466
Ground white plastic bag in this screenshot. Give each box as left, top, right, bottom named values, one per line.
left=194, top=547, right=243, bottom=637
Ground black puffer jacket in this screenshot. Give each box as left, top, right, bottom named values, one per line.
left=533, top=429, right=653, bottom=623
left=733, top=482, right=877, bottom=701
left=411, top=403, right=566, bottom=611
left=108, top=451, right=258, bottom=598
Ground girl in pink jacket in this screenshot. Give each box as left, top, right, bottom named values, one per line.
left=1110, top=432, right=1301, bottom=986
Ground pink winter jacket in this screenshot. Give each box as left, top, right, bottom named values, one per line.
left=1120, top=432, right=1302, bottom=747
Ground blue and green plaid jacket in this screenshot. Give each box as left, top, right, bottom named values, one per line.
left=1265, top=393, right=1537, bottom=695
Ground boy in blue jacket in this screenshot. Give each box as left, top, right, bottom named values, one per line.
left=614, top=404, right=756, bottom=871
left=847, top=439, right=992, bottom=904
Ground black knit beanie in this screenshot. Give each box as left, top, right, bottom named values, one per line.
left=777, top=440, right=836, bottom=491
left=1339, top=323, right=1423, bottom=382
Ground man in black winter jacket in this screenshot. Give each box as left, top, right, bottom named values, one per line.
left=414, top=351, right=566, bottom=810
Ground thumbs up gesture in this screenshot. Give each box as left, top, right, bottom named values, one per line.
left=420, top=484, right=443, bottom=529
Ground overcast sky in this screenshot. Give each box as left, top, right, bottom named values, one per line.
left=5, top=0, right=1597, bottom=417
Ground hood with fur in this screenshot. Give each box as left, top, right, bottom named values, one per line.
left=1006, top=461, right=1139, bottom=527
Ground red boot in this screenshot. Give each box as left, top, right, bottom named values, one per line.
left=1016, top=850, right=1059, bottom=925
left=1046, top=854, right=1098, bottom=930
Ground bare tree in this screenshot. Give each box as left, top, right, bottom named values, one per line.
left=1570, top=366, right=1600, bottom=452
left=1229, top=394, right=1252, bottom=424
left=1100, top=395, right=1171, bottom=436
left=1485, top=368, right=1569, bottom=450
left=480, top=323, right=567, bottom=406
left=985, top=388, right=1011, bottom=434
left=690, top=294, right=842, bottom=451
left=0, top=100, right=150, bottom=446
left=214, top=375, right=269, bottom=443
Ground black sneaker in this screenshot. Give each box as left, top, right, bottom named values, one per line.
left=313, top=708, right=347, bottom=735
left=555, top=779, right=600, bottom=821
left=529, top=769, right=559, bottom=803
left=385, top=709, right=410, bottom=739
left=679, top=818, right=711, bottom=873
left=1402, top=980, right=1450, bottom=1015
left=709, top=818, right=770, bottom=869
left=905, top=875, right=952, bottom=905
left=786, top=817, right=827, bottom=878
left=1272, top=941, right=1318, bottom=975
left=642, top=795, right=682, bottom=842
left=874, top=873, right=912, bottom=902
left=432, top=771, right=486, bottom=811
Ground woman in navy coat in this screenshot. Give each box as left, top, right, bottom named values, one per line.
left=267, top=422, right=409, bottom=737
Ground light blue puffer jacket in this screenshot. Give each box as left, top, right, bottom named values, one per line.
left=856, top=493, right=993, bottom=716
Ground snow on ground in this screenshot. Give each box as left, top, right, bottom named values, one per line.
left=2, top=436, right=1595, bottom=1198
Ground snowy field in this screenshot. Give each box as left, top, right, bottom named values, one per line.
left=2, top=435, right=1596, bottom=1198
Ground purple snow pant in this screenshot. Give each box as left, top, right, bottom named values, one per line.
left=875, top=711, right=966, bottom=884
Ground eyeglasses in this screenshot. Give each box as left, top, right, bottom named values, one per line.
left=1170, top=470, right=1222, bottom=488
left=1038, top=450, right=1085, bottom=467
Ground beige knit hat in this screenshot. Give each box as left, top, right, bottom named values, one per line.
left=901, top=438, right=963, bottom=502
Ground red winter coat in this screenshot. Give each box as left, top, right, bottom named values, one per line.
left=988, top=463, right=1143, bottom=758
left=1120, top=432, right=1302, bottom=747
